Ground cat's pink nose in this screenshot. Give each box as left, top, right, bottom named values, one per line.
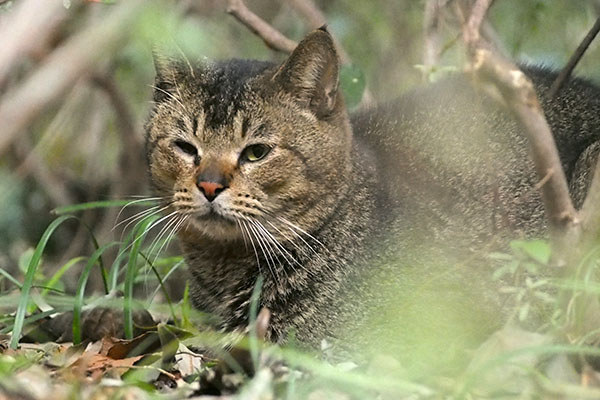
left=197, top=181, right=225, bottom=202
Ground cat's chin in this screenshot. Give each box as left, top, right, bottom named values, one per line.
left=186, top=213, right=243, bottom=241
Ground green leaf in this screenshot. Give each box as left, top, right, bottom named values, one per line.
left=249, top=275, right=264, bottom=371
left=158, top=323, right=180, bottom=367
left=488, top=252, right=514, bottom=261
left=340, top=64, right=366, bottom=109
left=510, top=239, right=551, bottom=265
left=10, top=215, right=77, bottom=349
left=41, top=257, right=86, bottom=297
left=518, top=302, right=531, bottom=321
left=17, top=249, right=35, bottom=275
left=124, top=216, right=159, bottom=339
left=73, top=242, right=120, bottom=345
left=53, top=199, right=157, bottom=215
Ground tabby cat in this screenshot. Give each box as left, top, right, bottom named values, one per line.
left=145, top=28, right=600, bottom=372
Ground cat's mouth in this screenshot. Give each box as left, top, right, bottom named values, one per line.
left=187, top=208, right=243, bottom=240
left=194, top=208, right=236, bottom=226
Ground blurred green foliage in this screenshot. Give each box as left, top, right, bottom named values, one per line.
left=1, top=0, right=599, bottom=298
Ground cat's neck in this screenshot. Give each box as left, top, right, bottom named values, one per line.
left=179, top=134, right=381, bottom=339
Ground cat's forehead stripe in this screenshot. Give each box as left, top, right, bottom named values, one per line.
left=194, top=111, right=206, bottom=137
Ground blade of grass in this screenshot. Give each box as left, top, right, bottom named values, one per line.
left=147, top=258, right=184, bottom=305
left=73, top=242, right=120, bottom=345
left=10, top=215, right=76, bottom=349
left=0, top=308, right=70, bottom=335
left=138, top=252, right=177, bottom=324
left=0, top=268, right=22, bottom=288
left=457, top=343, right=600, bottom=396
left=249, top=275, right=264, bottom=371
left=124, top=216, right=157, bottom=339
left=41, top=256, right=86, bottom=297
left=180, top=282, right=191, bottom=329
left=276, top=346, right=434, bottom=396
left=52, top=199, right=157, bottom=215
left=108, top=214, right=156, bottom=292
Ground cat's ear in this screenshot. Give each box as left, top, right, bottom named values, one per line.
left=152, top=51, right=179, bottom=103
left=273, top=27, right=341, bottom=119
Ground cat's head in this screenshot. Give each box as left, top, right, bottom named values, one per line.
left=145, top=28, right=352, bottom=242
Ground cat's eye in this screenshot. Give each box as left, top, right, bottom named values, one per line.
left=173, top=140, right=198, bottom=157
left=241, top=144, right=271, bottom=163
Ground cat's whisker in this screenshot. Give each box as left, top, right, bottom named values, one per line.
left=119, top=210, right=179, bottom=256
left=149, top=84, right=187, bottom=111
left=121, top=195, right=168, bottom=199
left=276, top=216, right=328, bottom=249
left=246, top=220, right=278, bottom=284
left=252, top=220, right=300, bottom=278
left=151, top=214, right=188, bottom=265
left=114, top=204, right=161, bottom=231
left=140, top=214, right=179, bottom=291
left=271, top=219, right=337, bottom=277
left=115, top=196, right=166, bottom=224
left=115, top=204, right=170, bottom=239
left=146, top=212, right=181, bottom=262
left=235, top=218, right=249, bottom=251
left=249, top=220, right=287, bottom=279
left=263, top=220, right=319, bottom=278
left=240, top=219, right=263, bottom=277
left=247, top=221, right=278, bottom=282
left=273, top=216, right=327, bottom=258
left=141, top=214, right=184, bottom=291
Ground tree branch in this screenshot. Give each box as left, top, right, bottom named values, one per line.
left=227, top=0, right=375, bottom=107
left=226, top=0, right=296, bottom=53
left=548, top=15, right=600, bottom=99
left=462, top=0, right=578, bottom=245
left=0, top=0, right=147, bottom=157
left=423, top=0, right=445, bottom=73
left=286, top=0, right=351, bottom=64
left=0, top=0, right=69, bottom=89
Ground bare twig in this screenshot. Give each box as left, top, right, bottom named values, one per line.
left=0, top=0, right=147, bottom=156
left=91, top=73, right=147, bottom=240
left=14, top=135, right=75, bottom=206
left=463, top=0, right=578, bottom=245
left=0, top=0, right=69, bottom=88
left=286, top=0, right=374, bottom=106
left=463, top=0, right=493, bottom=44
left=548, top=15, right=600, bottom=99
left=462, top=0, right=600, bottom=340
left=287, top=0, right=351, bottom=64
left=91, top=74, right=142, bottom=150
left=226, top=0, right=296, bottom=53
left=228, top=0, right=374, bottom=106
left=423, top=0, right=448, bottom=72
left=580, top=154, right=600, bottom=239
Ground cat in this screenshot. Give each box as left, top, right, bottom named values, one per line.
left=145, top=27, right=600, bottom=373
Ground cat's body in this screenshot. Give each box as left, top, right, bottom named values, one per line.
left=145, top=29, right=600, bottom=370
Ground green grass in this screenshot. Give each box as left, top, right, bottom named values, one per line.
left=1, top=200, right=600, bottom=399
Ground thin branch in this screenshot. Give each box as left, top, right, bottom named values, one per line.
left=463, top=0, right=493, bottom=44
left=14, top=135, right=75, bottom=206
left=0, top=0, right=147, bottom=157
left=423, top=0, right=446, bottom=72
left=548, top=15, right=600, bottom=99
left=0, top=0, right=69, bottom=88
left=287, top=0, right=351, bottom=64
left=226, top=0, right=296, bottom=53
left=227, top=0, right=375, bottom=107
left=91, top=73, right=147, bottom=241
left=580, top=152, right=600, bottom=238
left=463, top=0, right=578, bottom=248
left=91, top=74, right=142, bottom=150
left=285, top=0, right=374, bottom=106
